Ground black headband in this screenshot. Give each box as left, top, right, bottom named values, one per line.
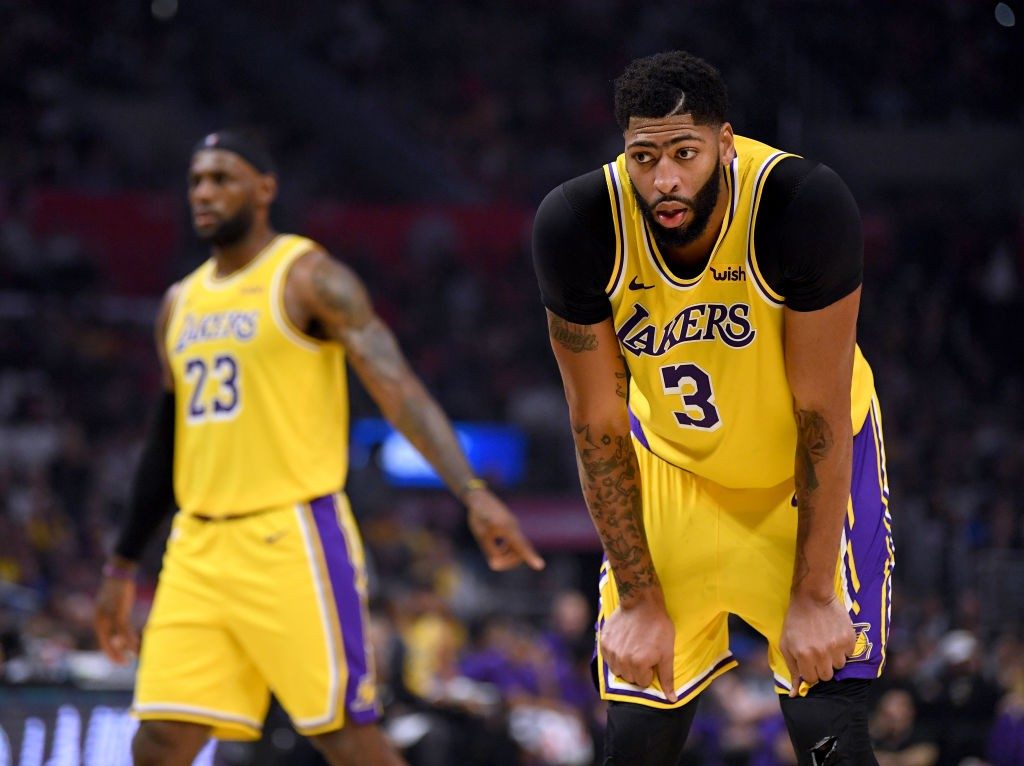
left=192, top=131, right=276, bottom=174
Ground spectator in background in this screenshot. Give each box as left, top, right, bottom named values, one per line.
left=919, top=630, right=1001, bottom=765
left=870, top=689, right=938, bottom=766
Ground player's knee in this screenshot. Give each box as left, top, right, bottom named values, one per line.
left=132, top=721, right=210, bottom=766
left=780, top=680, right=878, bottom=766
left=604, top=699, right=700, bottom=765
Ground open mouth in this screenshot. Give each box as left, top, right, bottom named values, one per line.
left=654, top=206, right=687, bottom=227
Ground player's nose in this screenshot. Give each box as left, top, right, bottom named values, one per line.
left=653, top=159, right=680, bottom=194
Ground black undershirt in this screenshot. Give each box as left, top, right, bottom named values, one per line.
left=532, top=156, right=863, bottom=324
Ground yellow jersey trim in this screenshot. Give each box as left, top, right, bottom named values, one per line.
left=163, top=275, right=191, bottom=358
left=746, top=152, right=796, bottom=305
left=201, top=234, right=283, bottom=291
left=604, top=163, right=628, bottom=296
left=642, top=156, right=739, bottom=291
left=269, top=240, right=328, bottom=352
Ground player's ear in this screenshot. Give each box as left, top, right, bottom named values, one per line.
left=257, top=173, right=278, bottom=207
left=719, top=122, right=735, bottom=164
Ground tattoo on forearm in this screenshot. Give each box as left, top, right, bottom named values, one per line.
left=792, top=408, right=833, bottom=587
left=331, top=280, right=472, bottom=493
left=795, top=409, right=831, bottom=492
left=573, top=423, right=656, bottom=600
left=349, top=325, right=471, bottom=491
left=614, top=363, right=628, bottom=400
left=394, top=394, right=472, bottom=491
left=550, top=317, right=598, bottom=353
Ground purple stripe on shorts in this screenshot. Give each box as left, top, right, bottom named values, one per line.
left=834, top=409, right=894, bottom=681
left=628, top=408, right=651, bottom=451
left=310, top=494, right=379, bottom=725
left=602, top=652, right=735, bottom=704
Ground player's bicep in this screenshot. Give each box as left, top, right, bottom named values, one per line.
left=547, top=311, right=629, bottom=425
left=783, top=287, right=859, bottom=415
left=300, top=250, right=375, bottom=335
left=299, top=250, right=413, bottom=395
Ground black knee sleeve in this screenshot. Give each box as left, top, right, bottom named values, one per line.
left=780, top=679, right=879, bottom=766
left=604, top=699, right=699, bottom=766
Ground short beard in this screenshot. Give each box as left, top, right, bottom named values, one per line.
left=632, top=161, right=722, bottom=251
left=197, top=206, right=254, bottom=247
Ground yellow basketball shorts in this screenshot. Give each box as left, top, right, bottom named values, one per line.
left=599, top=397, right=894, bottom=708
left=133, top=492, right=380, bottom=740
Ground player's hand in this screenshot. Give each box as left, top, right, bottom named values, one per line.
left=93, top=568, right=140, bottom=665
left=600, top=595, right=677, bottom=703
left=465, top=489, right=545, bottom=571
left=780, top=591, right=855, bottom=697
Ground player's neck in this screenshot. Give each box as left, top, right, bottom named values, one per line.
left=662, top=167, right=730, bottom=269
left=212, top=226, right=277, bottom=278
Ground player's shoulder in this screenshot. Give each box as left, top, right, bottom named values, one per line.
left=536, top=167, right=610, bottom=226
left=282, top=237, right=369, bottom=308
left=155, top=280, right=185, bottom=339
left=761, top=156, right=852, bottom=211
left=276, top=232, right=324, bottom=256
left=161, top=279, right=185, bottom=313
left=534, top=166, right=617, bottom=259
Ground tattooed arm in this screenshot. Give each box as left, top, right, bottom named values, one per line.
left=779, top=287, right=861, bottom=693
left=285, top=250, right=543, bottom=571
left=546, top=311, right=676, bottom=700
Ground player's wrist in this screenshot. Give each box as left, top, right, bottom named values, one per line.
left=457, top=476, right=488, bottom=503
left=617, top=580, right=666, bottom=611
left=789, top=582, right=836, bottom=605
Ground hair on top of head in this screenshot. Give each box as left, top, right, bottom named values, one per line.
left=613, top=51, right=729, bottom=131
left=192, top=128, right=276, bottom=175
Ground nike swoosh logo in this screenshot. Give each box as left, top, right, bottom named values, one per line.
left=628, top=276, right=655, bottom=290
left=264, top=530, right=288, bottom=544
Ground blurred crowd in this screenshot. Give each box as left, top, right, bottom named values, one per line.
left=1, top=0, right=1020, bottom=202
left=2, top=0, right=1024, bottom=764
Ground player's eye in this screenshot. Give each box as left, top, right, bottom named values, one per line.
left=676, top=148, right=697, bottom=160
left=631, top=151, right=653, bottom=164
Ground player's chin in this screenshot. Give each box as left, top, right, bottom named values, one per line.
left=656, top=220, right=688, bottom=234
left=192, top=220, right=220, bottom=239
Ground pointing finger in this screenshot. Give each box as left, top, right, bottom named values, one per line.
left=508, top=530, right=545, bottom=571
left=782, top=646, right=801, bottom=698
left=657, top=653, right=677, bottom=704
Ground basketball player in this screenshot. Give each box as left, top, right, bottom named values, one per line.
left=93, top=130, right=544, bottom=766
left=532, top=52, right=893, bottom=764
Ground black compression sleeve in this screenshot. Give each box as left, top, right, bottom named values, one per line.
left=113, top=391, right=176, bottom=561
left=532, top=169, right=616, bottom=324
left=754, top=159, right=863, bottom=312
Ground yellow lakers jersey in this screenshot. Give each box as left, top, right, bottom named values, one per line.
left=605, top=136, right=874, bottom=489
left=166, top=234, right=348, bottom=514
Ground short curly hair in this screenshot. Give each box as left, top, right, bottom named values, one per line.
left=613, top=51, right=729, bottom=131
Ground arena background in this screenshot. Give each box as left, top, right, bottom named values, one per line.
left=1, top=1, right=1022, bottom=764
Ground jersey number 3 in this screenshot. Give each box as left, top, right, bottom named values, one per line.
left=184, top=354, right=241, bottom=423
left=660, top=363, right=721, bottom=431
